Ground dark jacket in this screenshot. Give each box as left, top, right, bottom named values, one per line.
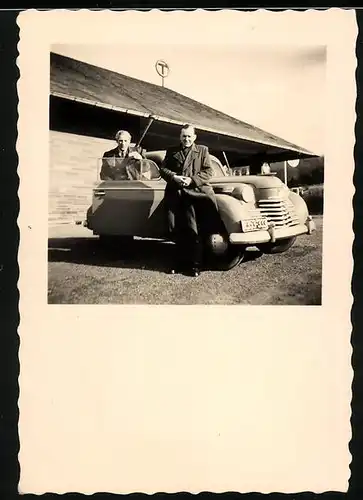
left=100, top=146, right=145, bottom=180
left=160, top=143, right=214, bottom=192
left=160, top=143, right=221, bottom=237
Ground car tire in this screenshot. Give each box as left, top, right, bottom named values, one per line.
left=259, top=236, right=296, bottom=254
left=204, top=234, right=245, bottom=271
left=213, top=246, right=245, bottom=271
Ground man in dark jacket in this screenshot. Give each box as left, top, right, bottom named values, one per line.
left=100, top=130, right=144, bottom=180
left=160, top=124, right=221, bottom=277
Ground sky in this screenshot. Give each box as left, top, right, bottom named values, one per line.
left=53, top=40, right=326, bottom=156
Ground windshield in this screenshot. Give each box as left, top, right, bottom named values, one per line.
left=99, top=158, right=161, bottom=181
left=210, top=159, right=227, bottom=177
left=99, top=156, right=227, bottom=180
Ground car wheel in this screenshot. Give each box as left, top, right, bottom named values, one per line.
left=259, top=236, right=296, bottom=254
left=214, top=246, right=245, bottom=271
left=204, top=234, right=245, bottom=271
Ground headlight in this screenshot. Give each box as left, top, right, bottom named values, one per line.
left=280, top=186, right=290, bottom=199
left=232, top=184, right=256, bottom=203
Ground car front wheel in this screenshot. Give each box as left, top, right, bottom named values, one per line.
left=215, top=246, right=245, bottom=270
left=204, top=234, right=245, bottom=271
left=258, top=236, right=296, bottom=254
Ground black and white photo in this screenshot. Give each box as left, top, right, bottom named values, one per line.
left=48, top=36, right=325, bottom=304
left=17, top=9, right=355, bottom=495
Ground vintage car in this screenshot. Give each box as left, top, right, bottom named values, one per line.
left=85, top=152, right=315, bottom=270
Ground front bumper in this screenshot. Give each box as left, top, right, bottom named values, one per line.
left=229, top=218, right=315, bottom=245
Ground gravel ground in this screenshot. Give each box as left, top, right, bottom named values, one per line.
left=48, top=216, right=323, bottom=305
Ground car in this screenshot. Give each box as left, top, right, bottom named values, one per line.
left=290, top=186, right=304, bottom=196
left=85, top=151, right=316, bottom=270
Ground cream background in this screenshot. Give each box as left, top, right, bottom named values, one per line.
left=17, top=9, right=355, bottom=494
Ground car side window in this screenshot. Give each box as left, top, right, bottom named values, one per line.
left=210, top=159, right=226, bottom=177
left=140, top=159, right=161, bottom=180
left=99, top=158, right=161, bottom=181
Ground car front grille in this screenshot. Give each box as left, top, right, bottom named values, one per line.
left=257, top=197, right=299, bottom=227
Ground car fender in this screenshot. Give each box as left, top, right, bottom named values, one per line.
left=288, top=190, right=309, bottom=223
left=216, top=194, right=253, bottom=234
left=86, top=205, right=93, bottom=229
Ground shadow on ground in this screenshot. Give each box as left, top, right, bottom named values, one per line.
left=48, top=236, right=262, bottom=273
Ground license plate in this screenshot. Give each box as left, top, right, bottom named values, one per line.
left=241, top=218, right=268, bottom=232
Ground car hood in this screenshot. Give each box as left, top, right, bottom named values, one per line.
left=211, top=174, right=284, bottom=189
left=94, top=175, right=284, bottom=191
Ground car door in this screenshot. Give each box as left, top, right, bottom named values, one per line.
left=91, top=159, right=167, bottom=238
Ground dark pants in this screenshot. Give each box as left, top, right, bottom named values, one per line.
left=166, top=187, right=222, bottom=268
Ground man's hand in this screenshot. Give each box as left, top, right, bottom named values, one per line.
left=173, top=174, right=186, bottom=186
left=173, top=175, right=192, bottom=187
left=180, top=176, right=192, bottom=187
left=128, top=151, right=143, bottom=160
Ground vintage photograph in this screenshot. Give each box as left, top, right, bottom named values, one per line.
left=18, top=9, right=355, bottom=495
left=48, top=41, right=325, bottom=305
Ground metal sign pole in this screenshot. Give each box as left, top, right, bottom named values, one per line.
left=284, top=160, right=288, bottom=185
left=155, top=59, right=170, bottom=88
left=285, top=158, right=300, bottom=186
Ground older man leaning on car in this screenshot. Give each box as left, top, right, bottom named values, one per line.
left=100, top=130, right=144, bottom=180
left=160, top=124, right=222, bottom=277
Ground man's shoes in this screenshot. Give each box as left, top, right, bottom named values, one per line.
left=186, top=267, right=200, bottom=277
left=168, top=263, right=185, bottom=275
left=168, top=266, right=201, bottom=277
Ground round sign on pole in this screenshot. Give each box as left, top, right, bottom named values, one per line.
left=287, top=159, right=300, bottom=168
left=155, top=60, right=170, bottom=86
